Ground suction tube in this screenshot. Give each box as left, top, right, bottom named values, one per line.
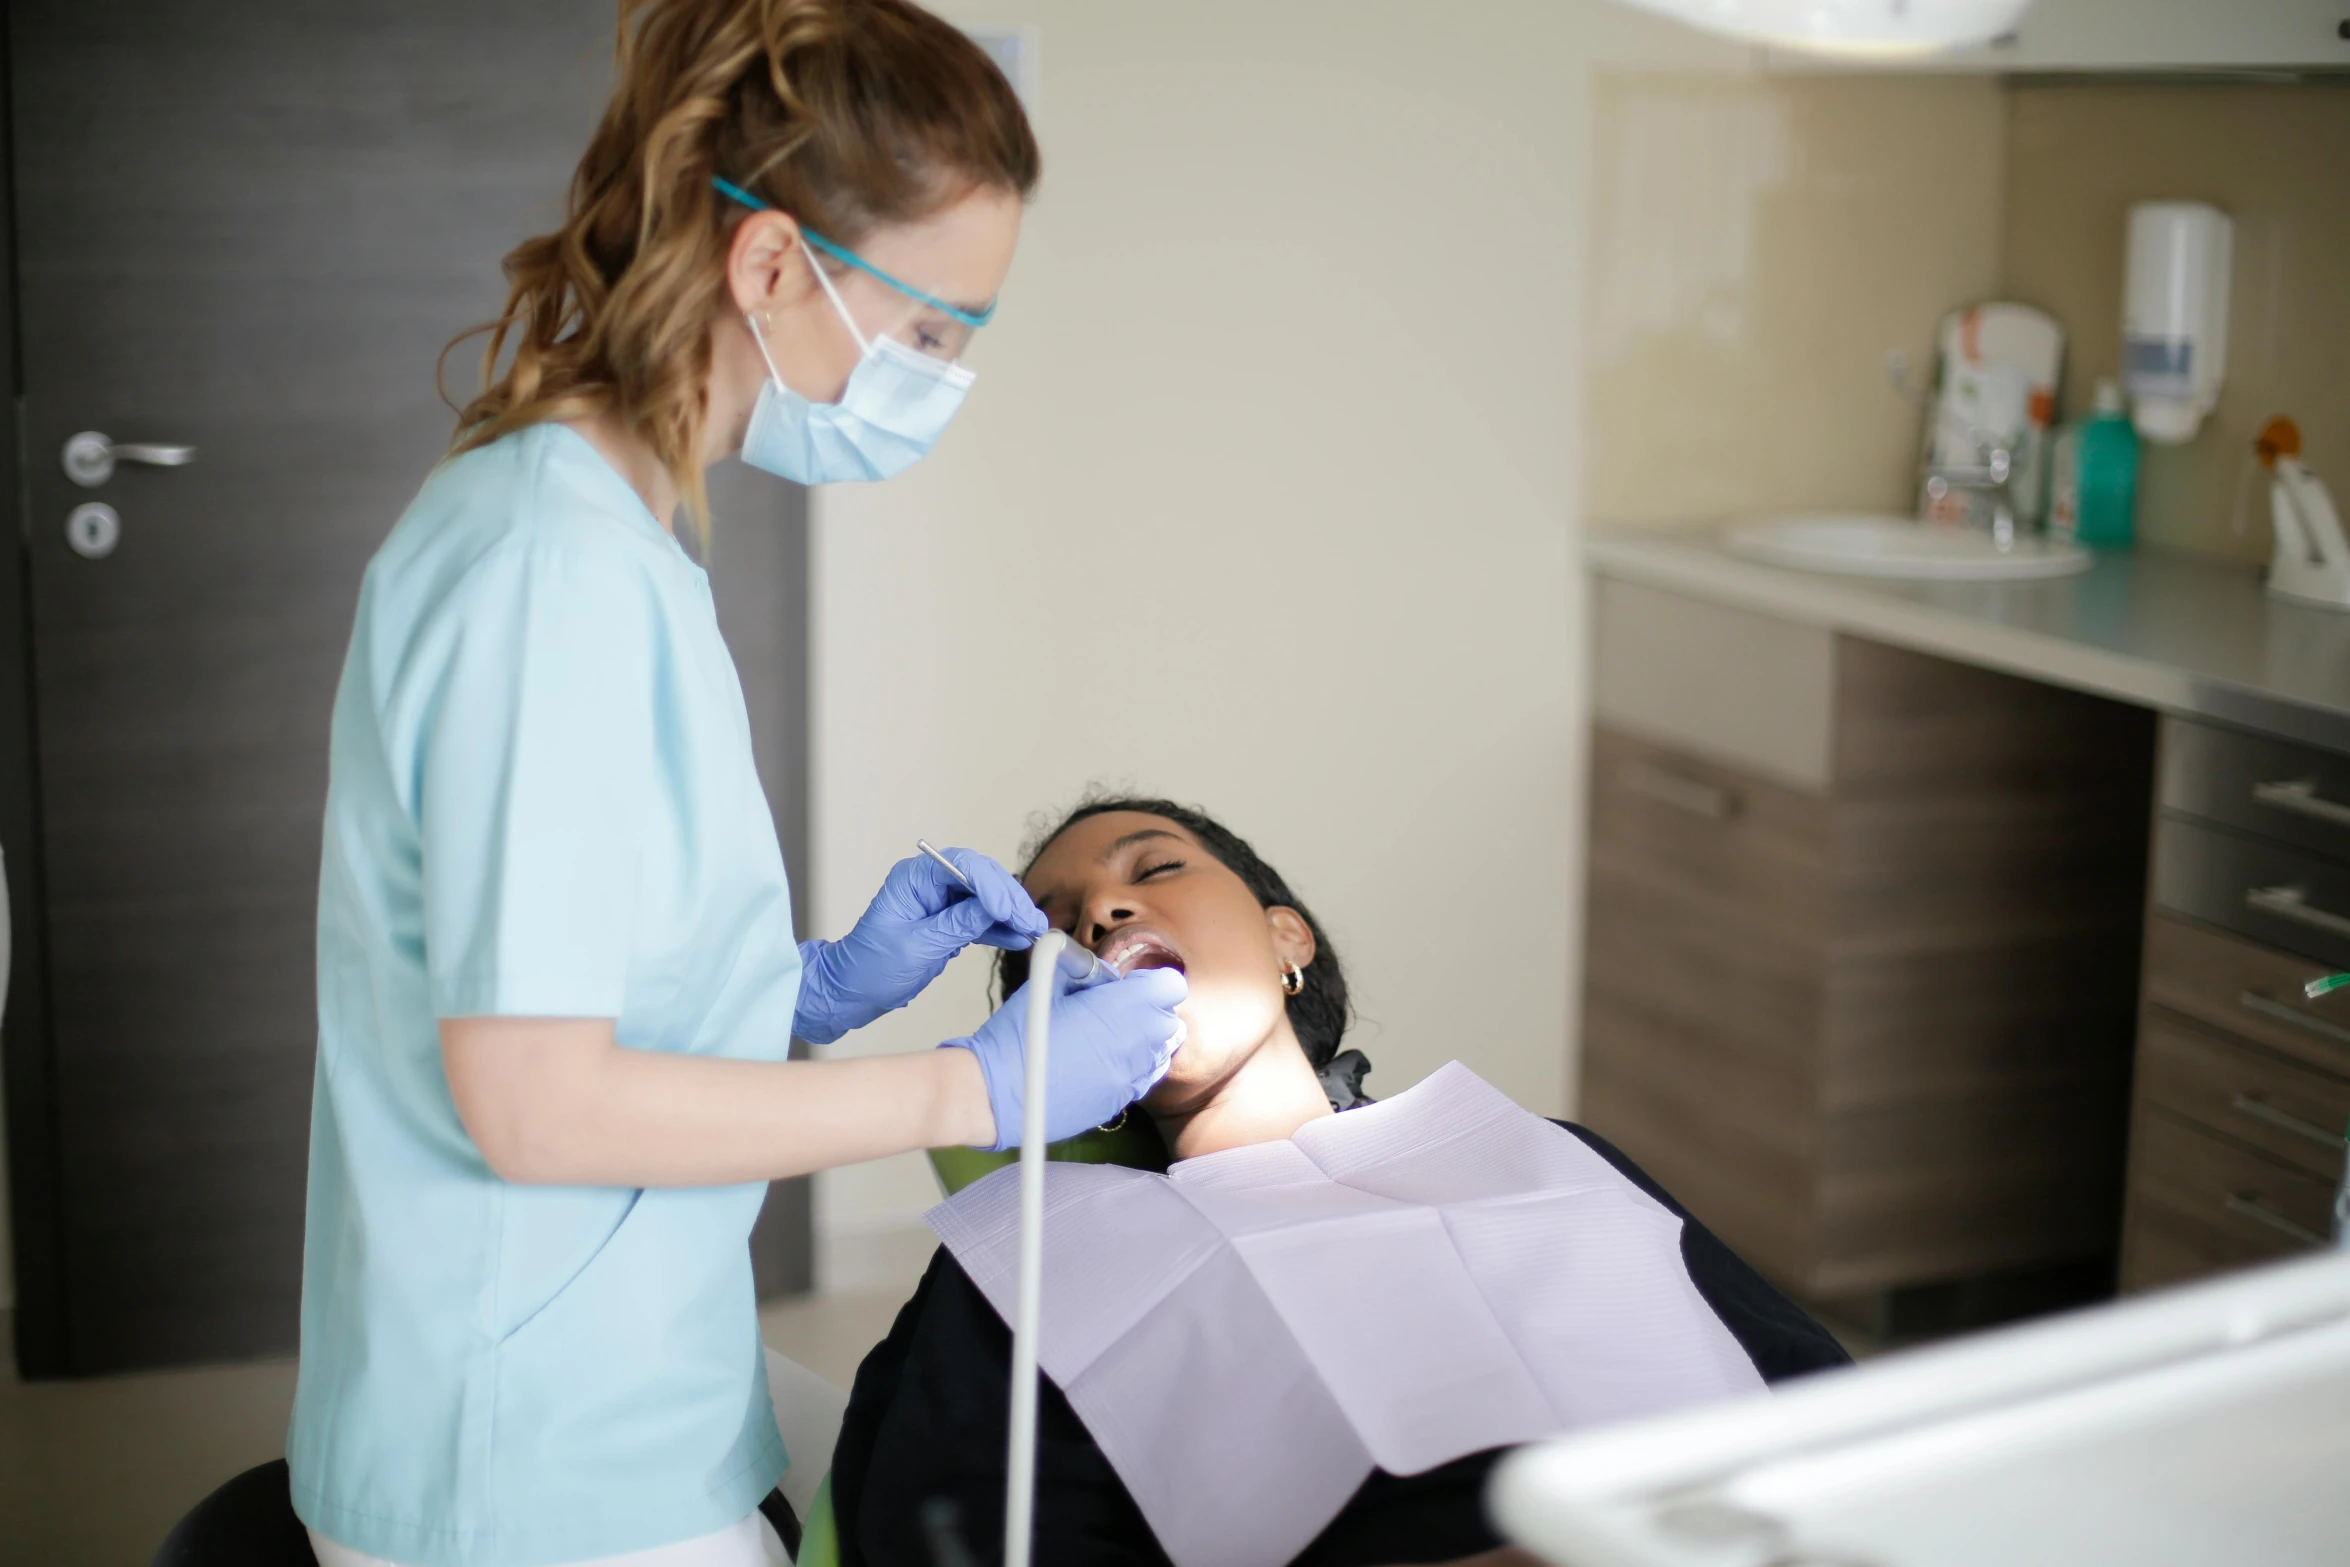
left=1003, top=929, right=1065, bottom=1566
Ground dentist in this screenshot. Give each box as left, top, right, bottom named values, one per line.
left=287, top=3, right=1184, bottom=1564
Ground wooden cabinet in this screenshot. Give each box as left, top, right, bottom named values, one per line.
left=2121, top=719, right=2350, bottom=1293
left=1582, top=580, right=2156, bottom=1301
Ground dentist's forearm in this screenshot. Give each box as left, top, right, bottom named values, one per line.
left=440, top=1016, right=995, bottom=1186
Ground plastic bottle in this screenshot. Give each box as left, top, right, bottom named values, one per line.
left=2049, top=377, right=2140, bottom=548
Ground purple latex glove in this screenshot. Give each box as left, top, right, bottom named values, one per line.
left=945, top=955, right=1186, bottom=1149
left=793, top=847, right=1048, bottom=1045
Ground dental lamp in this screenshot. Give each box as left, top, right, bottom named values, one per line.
left=1611, top=0, right=2033, bottom=58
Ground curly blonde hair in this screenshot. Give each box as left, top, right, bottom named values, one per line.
left=447, top=0, right=1038, bottom=532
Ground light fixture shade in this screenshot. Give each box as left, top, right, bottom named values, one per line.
left=1615, top=0, right=2032, bottom=57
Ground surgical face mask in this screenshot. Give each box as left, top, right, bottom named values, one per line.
left=739, top=238, right=978, bottom=486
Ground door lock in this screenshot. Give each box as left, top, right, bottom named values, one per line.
left=62, top=430, right=196, bottom=488
left=67, top=502, right=121, bottom=559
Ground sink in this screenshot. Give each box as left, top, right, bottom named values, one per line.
left=1722, top=514, right=2091, bottom=581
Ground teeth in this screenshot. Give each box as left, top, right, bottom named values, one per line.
left=1105, top=938, right=1173, bottom=975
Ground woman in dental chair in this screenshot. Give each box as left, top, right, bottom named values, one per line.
left=828, top=799, right=1849, bottom=1567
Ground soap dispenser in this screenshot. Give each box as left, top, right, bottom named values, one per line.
left=2123, top=202, right=2232, bottom=445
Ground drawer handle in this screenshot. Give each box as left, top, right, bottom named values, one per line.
left=2235, top=990, right=2350, bottom=1048
left=2246, top=884, right=2350, bottom=942
left=2227, top=1092, right=2346, bottom=1151
left=2253, top=777, right=2350, bottom=829
left=2222, top=1194, right=2329, bottom=1250
left=1618, top=762, right=1738, bottom=822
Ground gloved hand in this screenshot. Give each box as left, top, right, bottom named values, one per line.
left=945, top=950, right=1187, bottom=1150
left=793, top=848, right=1048, bottom=1045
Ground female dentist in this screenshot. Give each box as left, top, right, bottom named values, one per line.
left=286, top=3, right=1185, bottom=1564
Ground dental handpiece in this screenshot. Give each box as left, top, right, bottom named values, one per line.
left=916, top=839, right=1117, bottom=986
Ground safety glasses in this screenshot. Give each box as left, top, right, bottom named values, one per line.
left=713, top=176, right=994, bottom=362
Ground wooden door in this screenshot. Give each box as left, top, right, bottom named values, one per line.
left=1, top=1, right=811, bottom=1377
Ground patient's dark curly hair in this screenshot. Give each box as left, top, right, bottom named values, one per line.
left=994, top=795, right=1354, bottom=1069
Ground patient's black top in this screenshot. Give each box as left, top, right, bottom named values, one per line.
left=828, top=1123, right=1850, bottom=1567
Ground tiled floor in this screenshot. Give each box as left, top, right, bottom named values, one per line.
left=0, top=1282, right=917, bottom=1567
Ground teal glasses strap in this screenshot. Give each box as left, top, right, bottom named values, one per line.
left=711, top=175, right=995, bottom=329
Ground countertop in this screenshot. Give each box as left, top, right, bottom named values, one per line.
left=1586, top=528, right=2350, bottom=756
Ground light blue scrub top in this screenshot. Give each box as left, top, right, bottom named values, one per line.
left=290, top=423, right=801, bottom=1567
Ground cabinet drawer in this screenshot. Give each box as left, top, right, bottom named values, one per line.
left=2125, top=1107, right=2335, bottom=1270
left=2120, top=1186, right=2315, bottom=1295
left=2151, top=816, right=2350, bottom=968
left=2161, top=717, right=2350, bottom=864
left=1588, top=726, right=1830, bottom=907
left=2141, top=913, right=2350, bottom=1079
left=1584, top=726, right=1828, bottom=1095
left=1592, top=577, right=1834, bottom=793
left=2135, top=1009, right=2350, bottom=1182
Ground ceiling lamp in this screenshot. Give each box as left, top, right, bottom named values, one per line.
left=1613, top=0, right=2033, bottom=58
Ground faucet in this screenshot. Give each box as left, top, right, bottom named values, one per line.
left=1923, top=439, right=2019, bottom=548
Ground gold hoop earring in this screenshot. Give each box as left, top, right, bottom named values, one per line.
left=1281, top=961, right=1306, bottom=997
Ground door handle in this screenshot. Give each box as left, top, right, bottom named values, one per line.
left=2227, top=1092, right=2345, bottom=1151
left=62, top=430, right=197, bottom=488
left=1617, top=762, right=1738, bottom=821
left=2246, top=885, right=2350, bottom=944
left=2222, top=1194, right=2328, bottom=1250
left=2235, top=990, right=2350, bottom=1048
left=2252, top=778, right=2350, bottom=830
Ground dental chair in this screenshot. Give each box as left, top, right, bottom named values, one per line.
left=794, top=1117, right=1170, bottom=1567
left=153, top=1348, right=849, bottom=1567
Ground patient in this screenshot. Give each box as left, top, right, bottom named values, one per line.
left=827, top=797, right=1849, bottom=1567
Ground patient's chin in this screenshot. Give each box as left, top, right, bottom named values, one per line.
left=1141, top=993, right=1287, bottom=1110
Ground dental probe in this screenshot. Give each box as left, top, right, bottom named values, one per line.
left=917, top=838, right=972, bottom=887
left=915, top=838, right=1119, bottom=985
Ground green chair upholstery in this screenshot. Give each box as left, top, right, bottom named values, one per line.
left=795, top=1475, right=838, bottom=1567
left=925, top=1114, right=1170, bottom=1195
left=793, top=1120, right=1170, bottom=1564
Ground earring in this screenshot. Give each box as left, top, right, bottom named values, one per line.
left=1281, top=961, right=1306, bottom=997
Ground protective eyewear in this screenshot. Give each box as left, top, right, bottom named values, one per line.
left=713, top=175, right=994, bottom=361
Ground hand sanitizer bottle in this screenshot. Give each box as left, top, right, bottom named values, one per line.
left=2050, top=378, right=2140, bottom=548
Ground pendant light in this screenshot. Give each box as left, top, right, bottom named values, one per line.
left=1614, top=0, right=2032, bottom=58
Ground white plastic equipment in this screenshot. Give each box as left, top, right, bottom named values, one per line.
left=1490, top=1249, right=2350, bottom=1567
left=2124, top=201, right=2232, bottom=445
left=1000, top=929, right=1066, bottom=1567
left=2259, top=417, right=2350, bottom=612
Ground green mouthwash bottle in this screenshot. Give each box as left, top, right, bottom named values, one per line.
left=2050, top=378, right=2140, bottom=548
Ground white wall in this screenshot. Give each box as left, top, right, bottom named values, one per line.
left=804, top=0, right=1744, bottom=1270
left=1583, top=72, right=2005, bottom=525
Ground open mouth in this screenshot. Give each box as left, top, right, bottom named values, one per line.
left=1095, top=927, right=1186, bottom=977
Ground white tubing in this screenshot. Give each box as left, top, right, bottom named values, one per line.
left=1003, top=930, right=1064, bottom=1567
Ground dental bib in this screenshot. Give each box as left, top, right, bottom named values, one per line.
left=928, top=1062, right=1764, bottom=1567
